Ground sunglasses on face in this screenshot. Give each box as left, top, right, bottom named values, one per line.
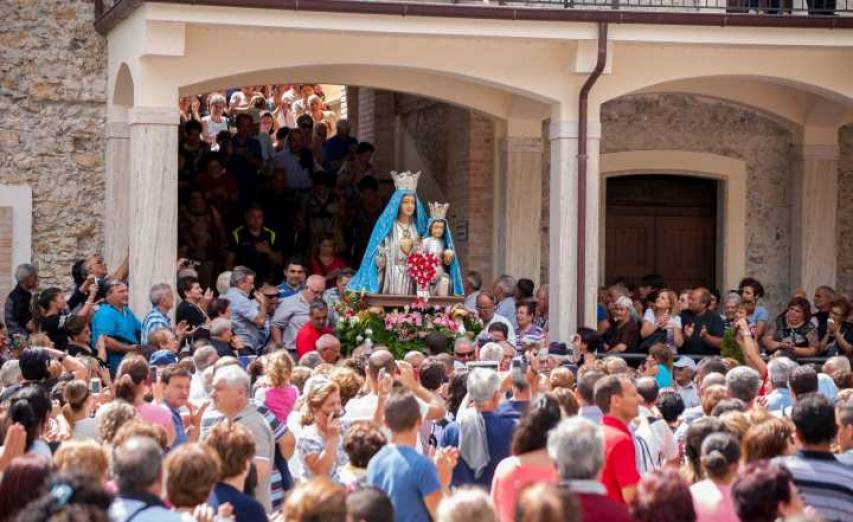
left=455, top=351, right=475, bottom=360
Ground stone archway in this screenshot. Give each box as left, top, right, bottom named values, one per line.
left=600, top=150, right=747, bottom=295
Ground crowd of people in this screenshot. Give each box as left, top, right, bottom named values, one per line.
left=1, top=248, right=853, bottom=521
left=1, top=80, right=852, bottom=522
left=176, top=84, right=383, bottom=290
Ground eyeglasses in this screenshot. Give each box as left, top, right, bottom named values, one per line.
left=263, top=293, right=279, bottom=299
left=455, top=351, right=475, bottom=360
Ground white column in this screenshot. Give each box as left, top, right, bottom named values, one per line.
left=791, top=143, right=839, bottom=296
left=548, top=120, right=579, bottom=342
left=548, top=114, right=601, bottom=341
left=104, top=112, right=130, bottom=272
left=497, top=134, right=543, bottom=282
left=128, top=107, right=179, bottom=317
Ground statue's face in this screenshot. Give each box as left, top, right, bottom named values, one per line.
left=431, top=220, right=445, bottom=238
left=400, top=195, right=416, bottom=217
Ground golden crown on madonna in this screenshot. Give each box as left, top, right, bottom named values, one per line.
left=428, top=202, right=450, bottom=220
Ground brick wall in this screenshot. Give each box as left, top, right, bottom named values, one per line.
left=839, top=124, right=853, bottom=302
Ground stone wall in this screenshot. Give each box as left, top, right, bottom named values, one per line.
left=839, top=124, right=853, bottom=302
left=0, top=0, right=107, bottom=290
left=541, top=94, right=796, bottom=314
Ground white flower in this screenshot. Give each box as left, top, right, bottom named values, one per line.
left=349, top=316, right=359, bottom=325
left=365, top=328, right=374, bottom=336
left=356, top=335, right=364, bottom=342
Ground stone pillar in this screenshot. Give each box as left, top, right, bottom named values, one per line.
left=104, top=113, right=130, bottom=272
left=548, top=115, right=601, bottom=341
left=548, top=120, right=579, bottom=342
left=497, top=134, right=543, bottom=282
left=127, top=107, right=179, bottom=317
left=791, top=143, right=839, bottom=296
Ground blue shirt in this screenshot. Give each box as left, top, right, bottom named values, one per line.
left=749, top=306, right=770, bottom=325
left=655, top=364, right=673, bottom=389
left=496, top=400, right=529, bottom=420
left=597, top=303, right=608, bottom=323
left=367, top=444, right=441, bottom=522
left=322, top=135, right=358, bottom=165
left=91, top=303, right=142, bottom=377
left=166, top=402, right=187, bottom=448
left=141, top=308, right=171, bottom=346
left=223, top=288, right=263, bottom=352
left=276, top=282, right=303, bottom=299
left=767, top=387, right=793, bottom=412
left=438, top=411, right=516, bottom=488
left=209, top=483, right=266, bottom=522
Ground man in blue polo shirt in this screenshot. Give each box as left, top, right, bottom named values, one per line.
left=90, top=280, right=141, bottom=377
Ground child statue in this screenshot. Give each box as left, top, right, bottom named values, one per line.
left=423, top=202, right=464, bottom=297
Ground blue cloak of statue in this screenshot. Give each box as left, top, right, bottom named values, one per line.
left=348, top=189, right=429, bottom=293
left=426, top=217, right=465, bottom=297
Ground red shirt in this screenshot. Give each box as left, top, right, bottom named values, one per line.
left=295, top=322, right=333, bottom=359
left=600, top=415, right=641, bottom=504
left=576, top=492, right=633, bottom=522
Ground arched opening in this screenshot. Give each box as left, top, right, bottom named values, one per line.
left=604, top=174, right=717, bottom=291
left=113, top=63, right=134, bottom=107
left=176, top=82, right=507, bottom=289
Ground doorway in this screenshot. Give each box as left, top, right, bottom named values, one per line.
left=605, top=175, right=717, bottom=291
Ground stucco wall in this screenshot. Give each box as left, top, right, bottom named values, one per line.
left=542, top=93, right=796, bottom=314
left=839, top=124, right=853, bottom=302
left=0, top=0, right=107, bottom=289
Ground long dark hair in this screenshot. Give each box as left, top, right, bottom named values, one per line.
left=511, top=393, right=562, bottom=455
left=5, top=386, right=52, bottom=451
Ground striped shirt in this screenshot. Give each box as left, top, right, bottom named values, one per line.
left=773, top=450, right=853, bottom=522
left=141, top=308, right=171, bottom=345
left=201, top=400, right=289, bottom=511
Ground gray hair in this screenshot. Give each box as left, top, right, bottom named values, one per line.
left=14, top=263, right=36, bottom=283
left=454, top=336, right=474, bottom=352
left=316, top=333, right=340, bottom=352
left=193, top=345, right=219, bottom=372
left=725, top=366, right=762, bottom=403
left=113, top=436, right=164, bottom=493
left=478, top=342, right=504, bottom=363
left=335, top=118, right=350, bottom=133
left=824, top=356, right=851, bottom=375
left=148, top=283, right=172, bottom=306
left=547, top=417, right=604, bottom=480
left=767, top=357, right=798, bottom=388
left=230, top=266, right=256, bottom=287
left=494, top=275, right=516, bottom=295
left=209, top=317, right=232, bottom=337
left=298, top=351, right=323, bottom=369
left=0, top=360, right=21, bottom=387
left=213, top=365, right=251, bottom=395
left=215, top=271, right=232, bottom=295
left=723, top=291, right=742, bottom=306
left=466, top=368, right=500, bottom=404
left=209, top=93, right=226, bottom=106
left=436, top=487, right=495, bottom=522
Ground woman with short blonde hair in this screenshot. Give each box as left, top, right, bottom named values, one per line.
left=54, top=440, right=109, bottom=482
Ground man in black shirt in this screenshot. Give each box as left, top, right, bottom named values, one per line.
left=680, top=287, right=724, bottom=356
left=4, top=264, right=38, bottom=339
left=226, top=205, right=283, bottom=285
left=812, top=285, right=837, bottom=340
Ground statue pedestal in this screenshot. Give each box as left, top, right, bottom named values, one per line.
left=364, top=294, right=465, bottom=309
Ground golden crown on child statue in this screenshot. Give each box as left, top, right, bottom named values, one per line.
left=428, top=202, right=450, bottom=220
left=391, top=170, right=421, bottom=192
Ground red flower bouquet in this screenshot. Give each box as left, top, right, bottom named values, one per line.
left=406, top=251, right=439, bottom=293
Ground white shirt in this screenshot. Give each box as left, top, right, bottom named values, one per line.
left=643, top=308, right=682, bottom=328
left=477, top=313, right=516, bottom=347
left=676, top=382, right=700, bottom=409
left=634, top=405, right=678, bottom=475
left=344, top=391, right=430, bottom=452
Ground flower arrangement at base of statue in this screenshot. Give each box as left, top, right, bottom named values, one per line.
left=406, top=251, right=439, bottom=300
left=334, top=291, right=482, bottom=358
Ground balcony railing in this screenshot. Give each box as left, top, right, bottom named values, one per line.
left=94, top=0, right=853, bottom=35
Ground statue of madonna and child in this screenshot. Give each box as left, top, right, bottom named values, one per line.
left=348, top=171, right=464, bottom=298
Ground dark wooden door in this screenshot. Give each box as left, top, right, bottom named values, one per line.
left=605, top=175, right=716, bottom=290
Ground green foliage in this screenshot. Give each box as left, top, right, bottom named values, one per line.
left=720, top=328, right=744, bottom=364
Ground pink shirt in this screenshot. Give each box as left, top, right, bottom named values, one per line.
left=689, top=479, right=739, bottom=522
left=136, top=402, right=173, bottom=432
left=265, top=385, right=299, bottom=422
left=490, top=455, right=558, bottom=522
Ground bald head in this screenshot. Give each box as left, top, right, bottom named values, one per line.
left=367, top=350, right=397, bottom=379
left=306, top=275, right=326, bottom=291
left=316, top=334, right=341, bottom=364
